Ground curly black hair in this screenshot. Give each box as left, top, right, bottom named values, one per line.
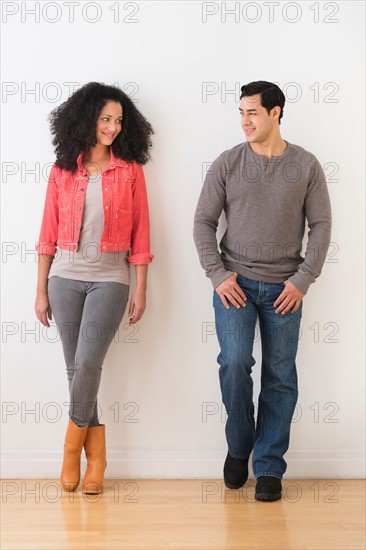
left=48, top=82, right=154, bottom=172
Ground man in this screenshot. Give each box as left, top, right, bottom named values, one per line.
left=193, top=80, right=332, bottom=501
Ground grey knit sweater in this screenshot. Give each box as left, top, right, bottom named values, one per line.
left=193, top=140, right=332, bottom=295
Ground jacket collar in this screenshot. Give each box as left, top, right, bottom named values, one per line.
left=76, top=147, right=126, bottom=171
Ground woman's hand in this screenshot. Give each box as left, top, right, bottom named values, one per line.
left=35, top=290, right=53, bottom=327
left=128, top=287, right=146, bottom=324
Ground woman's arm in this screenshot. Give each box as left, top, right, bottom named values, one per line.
left=127, top=164, right=154, bottom=266
left=126, top=163, right=153, bottom=324
left=128, top=264, right=148, bottom=324
left=35, top=254, right=54, bottom=327
left=35, top=163, right=59, bottom=326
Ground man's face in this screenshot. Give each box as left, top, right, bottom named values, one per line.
left=239, top=94, right=279, bottom=144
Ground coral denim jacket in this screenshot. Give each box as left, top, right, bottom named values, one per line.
left=36, top=148, right=154, bottom=265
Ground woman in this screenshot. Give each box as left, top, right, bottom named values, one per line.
left=35, top=82, right=154, bottom=495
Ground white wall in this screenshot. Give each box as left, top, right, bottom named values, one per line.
left=1, top=1, right=365, bottom=478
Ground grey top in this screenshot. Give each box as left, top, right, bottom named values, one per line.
left=49, top=174, right=130, bottom=285
left=193, top=140, right=332, bottom=295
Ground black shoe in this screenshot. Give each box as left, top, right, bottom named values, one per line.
left=255, top=476, right=282, bottom=501
left=223, top=451, right=249, bottom=489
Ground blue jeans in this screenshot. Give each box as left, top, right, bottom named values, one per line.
left=213, top=273, right=303, bottom=479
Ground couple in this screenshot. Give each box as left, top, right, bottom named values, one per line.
left=35, top=80, right=332, bottom=501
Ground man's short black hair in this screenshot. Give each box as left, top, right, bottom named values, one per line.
left=240, top=81, right=286, bottom=124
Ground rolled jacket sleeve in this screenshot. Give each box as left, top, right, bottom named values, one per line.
left=127, top=163, right=154, bottom=265
left=35, top=163, right=59, bottom=256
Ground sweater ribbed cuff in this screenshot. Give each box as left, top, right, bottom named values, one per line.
left=210, top=268, right=234, bottom=290
left=287, top=272, right=313, bottom=296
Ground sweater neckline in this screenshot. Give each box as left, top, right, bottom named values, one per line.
left=245, top=140, right=291, bottom=163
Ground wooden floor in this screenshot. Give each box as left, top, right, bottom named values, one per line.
left=1, top=479, right=365, bottom=549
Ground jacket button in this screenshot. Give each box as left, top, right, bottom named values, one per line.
left=75, top=225, right=80, bottom=230
left=105, top=205, right=108, bottom=209
left=103, top=245, right=106, bottom=249
left=77, top=206, right=82, bottom=210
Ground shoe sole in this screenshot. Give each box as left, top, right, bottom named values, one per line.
left=224, top=479, right=247, bottom=490
left=255, top=492, right=281, bottom=501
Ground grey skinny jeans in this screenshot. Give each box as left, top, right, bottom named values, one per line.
left=47, top=276, right=129, bottom=427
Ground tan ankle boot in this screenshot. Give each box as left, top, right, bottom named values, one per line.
left=82, top=425, right=107, bottom=495
left=60, top=418, right=89, bottom=491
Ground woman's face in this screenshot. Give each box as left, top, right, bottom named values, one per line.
left=96, top=101, right=123, bottom=146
